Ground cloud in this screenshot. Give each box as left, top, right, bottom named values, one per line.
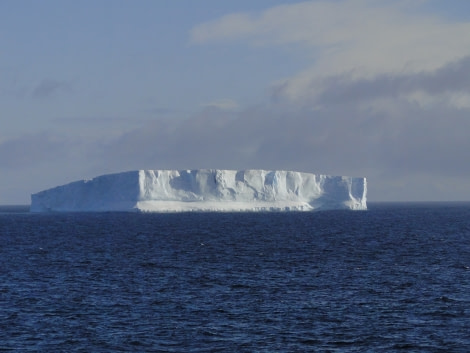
left=191, top=0, right=470, bottom=82
left=4, top=0, right=470, bottom=202
left=3, top=86, right=469, bottom=202
left=32, top=79, right=71, bottom=99
left=188, top=0, right=470, bottom=200
left=274, top=55, right=470, bottom=109
left=202, top=99, right=239, bottom=111
left=94, top=90, right=470, bottom=177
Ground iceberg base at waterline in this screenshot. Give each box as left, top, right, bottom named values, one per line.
left=30, top=169, right=367, bottom=212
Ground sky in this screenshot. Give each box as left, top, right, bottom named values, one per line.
left=1, top=0, right=470, bottom=204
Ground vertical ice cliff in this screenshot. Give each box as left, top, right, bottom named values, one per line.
left=30, top=169, right=367, bottom=212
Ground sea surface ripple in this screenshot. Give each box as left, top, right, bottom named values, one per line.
left=1, top=203, right=469, bottom=352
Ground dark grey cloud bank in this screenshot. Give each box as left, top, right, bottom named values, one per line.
left=315, top=56, right=470, bottom=105
left=99, top=100, right=470, bottom=176
left=89, top=57, right=470, bottom=201
left=1, top=57, right=470, bottom=202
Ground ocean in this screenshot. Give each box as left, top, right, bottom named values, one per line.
left=1, top=203, right=469, bottom=352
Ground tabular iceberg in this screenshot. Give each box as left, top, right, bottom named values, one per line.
left=30, top=169, right=367, bottom=212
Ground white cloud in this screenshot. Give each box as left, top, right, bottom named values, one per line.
left=191, top=0, right=470, bottom=103
left=183, top=0, right=470, bottom=201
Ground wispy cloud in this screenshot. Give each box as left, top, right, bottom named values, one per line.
left=32, top=79, right=71, bottom=99
left=191, top=0, right=470, bottom=79
left=274, top=55, right=470, bottom=109
left=202, top=99, right=239, bottom=111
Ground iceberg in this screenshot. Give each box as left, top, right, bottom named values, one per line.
left=30, top=169, right=367, bottom=212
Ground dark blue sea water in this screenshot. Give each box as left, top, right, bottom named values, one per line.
left=1, top=203, right=469, bottom=352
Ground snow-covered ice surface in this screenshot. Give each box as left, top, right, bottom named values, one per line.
left=30, top=169, right=367, bottom=212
